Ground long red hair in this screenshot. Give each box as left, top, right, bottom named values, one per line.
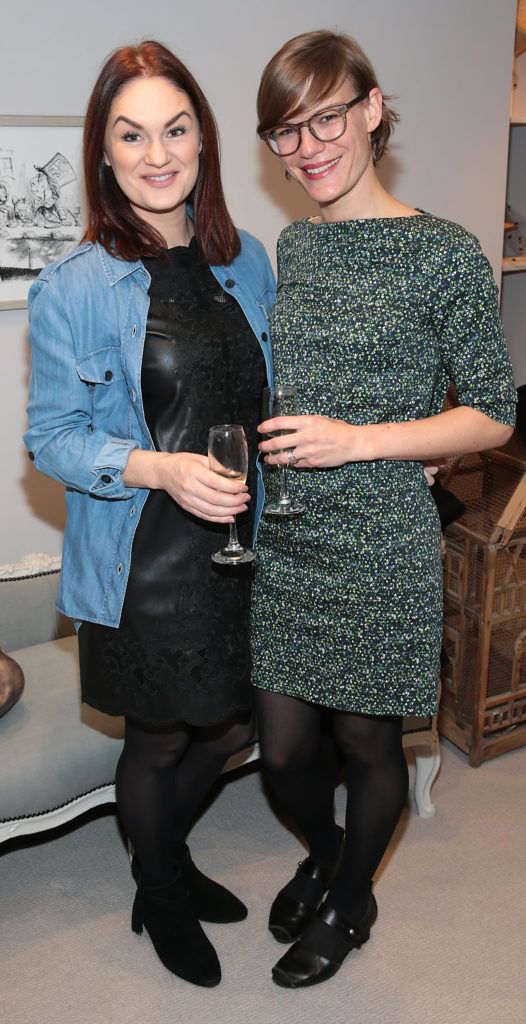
left=83, top=40, right=240, bottom=264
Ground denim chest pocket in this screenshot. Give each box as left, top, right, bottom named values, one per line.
left=76, top=347, right=125, bottom=386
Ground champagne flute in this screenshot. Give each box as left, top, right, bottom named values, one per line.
left=262, top=384, right=305, bottom=516
left=208, top=424, right=255, bottom=565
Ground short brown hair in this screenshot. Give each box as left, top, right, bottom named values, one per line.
left=83, top=40, right=240, bottom=264
left=257, top=30, right=398, bottom=165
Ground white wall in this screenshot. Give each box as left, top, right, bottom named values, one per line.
left=501, top=119, right=526, bottom=385
left=501, top=50, right=526, bottom=385
left=0, top=0, right=517, bottom=563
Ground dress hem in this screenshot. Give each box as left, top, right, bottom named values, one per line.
left=252, top=682, right=438, bottom=718
left=80, top=695, right=254, bottom=729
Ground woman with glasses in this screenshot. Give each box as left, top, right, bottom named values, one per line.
left=25, top=41, right=274, bottom=988
left=251, top=30, right=516, bottom=989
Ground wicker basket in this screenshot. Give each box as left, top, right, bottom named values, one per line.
left=439, top=434, right=526, bottom=765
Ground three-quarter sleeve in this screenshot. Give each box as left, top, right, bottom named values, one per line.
left=435, top=235, right=516, bottom=426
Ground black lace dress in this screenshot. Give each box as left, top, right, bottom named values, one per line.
left=78, top=239, right=267, bottom=726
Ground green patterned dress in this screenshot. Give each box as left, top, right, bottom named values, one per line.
left=251, top=212, right=516, bottom=716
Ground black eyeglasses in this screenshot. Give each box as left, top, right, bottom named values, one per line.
left=259, top=93, right=369, bottom=156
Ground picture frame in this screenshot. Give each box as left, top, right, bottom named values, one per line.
left=0, top=115, right=84, bottom=310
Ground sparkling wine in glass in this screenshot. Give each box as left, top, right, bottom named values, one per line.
left=262, top=384, right=305, bottom=516
left=208, top=424, right=255, bottom=565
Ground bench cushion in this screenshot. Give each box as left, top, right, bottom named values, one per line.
left=0, top=635, right=123, bottom=822
left=0, top=569, right=72, bottom=652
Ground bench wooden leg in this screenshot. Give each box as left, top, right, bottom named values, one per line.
left=411, top=740, right=441, bottom=817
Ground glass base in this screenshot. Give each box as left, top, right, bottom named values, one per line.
left=211, top=546, right=256, bottom=565
left=264, top=500, right=305, bottom=516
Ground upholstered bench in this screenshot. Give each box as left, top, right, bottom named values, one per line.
left=0, top=557, right=439, bottom=845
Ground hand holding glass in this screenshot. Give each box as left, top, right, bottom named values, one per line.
left=262, top=385, right=305, bottom=516
left=208, top=424, right=255, bottom=565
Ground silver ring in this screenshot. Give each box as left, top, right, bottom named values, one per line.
left=287, top=449, right=298, bottom=465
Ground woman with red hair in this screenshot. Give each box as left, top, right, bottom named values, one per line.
left=25, top=40, right=274, bottom=988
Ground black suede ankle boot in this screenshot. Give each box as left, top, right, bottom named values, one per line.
left=132, top=844, right=247, bottom=924
left=131, top=874, right=221, bottom=987
left=174, top=843, right=247, bottom=923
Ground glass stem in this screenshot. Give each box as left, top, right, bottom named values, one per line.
left=227, top=517, right=243, bottom=552
left=279, top=466, right=291, bottom=506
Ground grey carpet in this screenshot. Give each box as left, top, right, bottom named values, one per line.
left=1, top=739, right=524, bottom=1024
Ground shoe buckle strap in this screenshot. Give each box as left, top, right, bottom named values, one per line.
left=342, top=924, right=358, bottom=947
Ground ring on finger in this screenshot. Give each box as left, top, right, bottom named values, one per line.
left=286, top=448, right=298, bottom=465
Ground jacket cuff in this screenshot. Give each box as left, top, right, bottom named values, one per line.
left=90, top=439, right=140, bottom=498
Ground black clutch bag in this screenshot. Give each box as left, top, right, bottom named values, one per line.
left=516, top=385, right=526, bottom=446
left=430, top=478, right=466, bottom=531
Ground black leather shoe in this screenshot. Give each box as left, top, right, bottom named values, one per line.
left=268, top=829, right=344, bottom=944
left=131, top=845, right=247, bottom=924
left=272, top=893, right=378, bottom=988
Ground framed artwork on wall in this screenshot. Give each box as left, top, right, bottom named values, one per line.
left=0, top=115, right=84, bottom=310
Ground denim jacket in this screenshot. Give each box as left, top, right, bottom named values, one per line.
left=24, top=230, right=275, bottom=626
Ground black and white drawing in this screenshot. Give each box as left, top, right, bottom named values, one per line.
left=0, top=117, right=84, bottom=309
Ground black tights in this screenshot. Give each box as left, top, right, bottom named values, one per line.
left=116, top=712, right=254, bottom=886
left=255, top=690, right=408, bottom=920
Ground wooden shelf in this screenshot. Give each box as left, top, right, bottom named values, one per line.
left=502, top=256, right=526, bottom=273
